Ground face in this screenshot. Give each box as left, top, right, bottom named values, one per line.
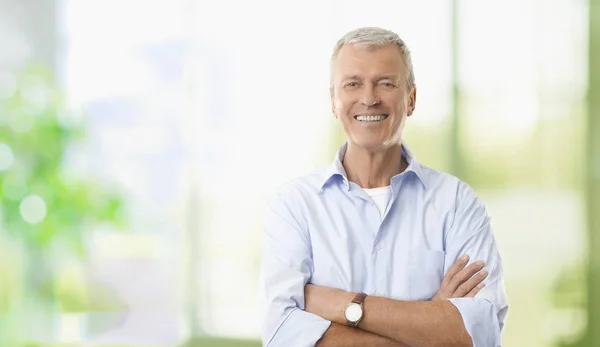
left=331, top=44, right=416, bottom=151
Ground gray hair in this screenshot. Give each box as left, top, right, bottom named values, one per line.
left=329, top=27, right=415, bottom=93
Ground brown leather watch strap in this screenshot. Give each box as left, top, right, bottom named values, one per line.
left=352, top=292, right=367, bottom=305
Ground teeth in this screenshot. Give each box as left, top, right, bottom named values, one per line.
left=356, top=115, right=387, bottom=122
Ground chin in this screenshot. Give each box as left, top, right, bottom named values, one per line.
left=351, top=138, right=388, bottom=151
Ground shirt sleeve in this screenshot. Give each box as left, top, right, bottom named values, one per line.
left=445, top=181, right=509, bottom=347
left=257, top=189, right=331, bottom=347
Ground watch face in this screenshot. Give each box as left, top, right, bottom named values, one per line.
left=345, top=303, right=362, bottom=322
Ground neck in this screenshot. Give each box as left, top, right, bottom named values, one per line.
left=342, top=142, right=408, bottom=189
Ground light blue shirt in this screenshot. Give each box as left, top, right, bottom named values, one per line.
left=258, top=142, right=508, bottom=347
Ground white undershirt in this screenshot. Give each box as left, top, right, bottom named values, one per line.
left=363, top=186, right=392, bottom=220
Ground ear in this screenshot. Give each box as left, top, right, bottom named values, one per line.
left=330, top=89, right=338, bottom=119
left=407, top=86, right=417, bottom=116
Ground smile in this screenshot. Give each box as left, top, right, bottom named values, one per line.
left=354, top=114, right=388, bottom=122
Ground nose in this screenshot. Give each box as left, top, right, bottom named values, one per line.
left=361, top=85, right=380, bottom=106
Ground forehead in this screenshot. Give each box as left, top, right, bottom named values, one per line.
left=333, top=43, right=405, bottom=79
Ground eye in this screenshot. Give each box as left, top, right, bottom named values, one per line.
left=345, top=82, right=359, bottom=88
left=379, top=82, right=396, bottom=88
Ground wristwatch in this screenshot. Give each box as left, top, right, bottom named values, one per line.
left=344, top=292, right=367, bottom=328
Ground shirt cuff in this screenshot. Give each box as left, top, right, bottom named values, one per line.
left=448, top=297, right=501, bottom=347
left=265, top=308, right=331, bottom=347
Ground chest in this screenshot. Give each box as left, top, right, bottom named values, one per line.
left=306, top=193, right=450, bottom=301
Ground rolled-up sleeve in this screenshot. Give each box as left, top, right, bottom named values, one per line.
left=257, top=189, right=331, bottom=347
left=449, top=296, right=507, bottom=347
left=445, top=182, right=509, bottom=347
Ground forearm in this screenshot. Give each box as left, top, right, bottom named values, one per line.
left=358, top=297, right=471, bottom=347
left=323, top=292, right=471, bottom=347
left=316, top=323, right=408, bottom=347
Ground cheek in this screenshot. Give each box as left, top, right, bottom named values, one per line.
left=383, top=94, right=407, bottom=111
left=333, top=97, right=353, bottom=118
left=334, top=98, right=344, bottom=112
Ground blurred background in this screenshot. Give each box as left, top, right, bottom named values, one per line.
left=0, top=0, right=598, bottom=346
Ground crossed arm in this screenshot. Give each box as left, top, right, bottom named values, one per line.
left=306, top=256, right=487, bottom=347
left=259, top=186, right=508, bottom=347
left=260, top=249, right=498, bottom=347
left=313, top=301, right=465, bottom=347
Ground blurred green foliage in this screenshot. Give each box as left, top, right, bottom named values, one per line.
left=0, top=65, right=127, bottom=344
left=6, top=339, right=262, bottom=347
left=0, top=65, right=125, bottom=256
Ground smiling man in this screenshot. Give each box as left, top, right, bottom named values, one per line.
left=258, top=27, right=508, bottom=347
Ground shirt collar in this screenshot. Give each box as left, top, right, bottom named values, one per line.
left=318, top=141, right=428, bottom=193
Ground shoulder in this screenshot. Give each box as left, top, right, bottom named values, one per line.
left=268, top=164, right=329, bottom=208
left=417, top=163, right=486, bottom=214
left=264, top=166, right=329, bottom=233
left=414, top=165, right=494, bottom=247
left=418, top=164, right=467, bottom=197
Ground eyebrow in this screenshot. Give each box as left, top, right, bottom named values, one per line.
left=340, top=75, right=400, bottom=81
left=377, top=75, right=400, bottom=81
left=340, top=75, right=361, bottom=81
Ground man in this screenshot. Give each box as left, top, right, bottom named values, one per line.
left=258, top=27, right=508, bottom=347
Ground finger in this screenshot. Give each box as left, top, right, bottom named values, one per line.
left=454, top=269, right=488, bottom=297
left=449, top=260, right=485, bottom=289
left=465, top=282, right=486, bottom=297
left=442, top=254, right=470, bottom=288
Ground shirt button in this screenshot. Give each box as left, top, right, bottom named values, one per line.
left=374, top=291, right=381, bottom=296
left=376, top=244, right=382, bottom=251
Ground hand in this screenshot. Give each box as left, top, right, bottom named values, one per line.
left=432, top=255, right=488, bottom=301
left=305, top=284, right=354, bottom=322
